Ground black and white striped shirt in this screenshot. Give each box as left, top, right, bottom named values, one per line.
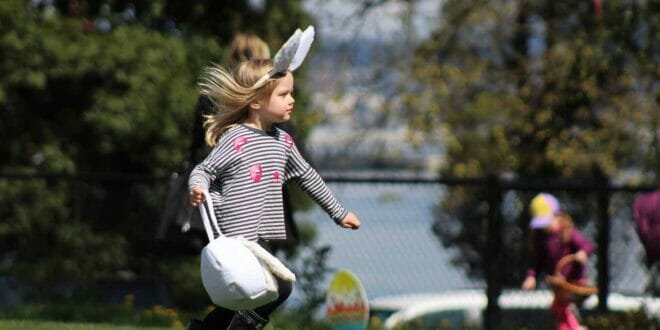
left=189, top=124, right=348, bottom=241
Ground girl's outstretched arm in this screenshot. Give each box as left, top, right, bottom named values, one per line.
left=340, top=212, right=361, bottom=230
left=284, top=136, right=351, bottom=225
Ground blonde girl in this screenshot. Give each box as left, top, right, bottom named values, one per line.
left=187, top=58, right=360, bottom=330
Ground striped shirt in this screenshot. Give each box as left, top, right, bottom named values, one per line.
left=189, top=124, right=348, bottom=241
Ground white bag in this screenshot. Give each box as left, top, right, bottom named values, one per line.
left=198, top=190, right=281, bottom=310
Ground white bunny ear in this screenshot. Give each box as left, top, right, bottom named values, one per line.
left=288, top=26, right=314, bottom=72
left=272, top=28, right=302, bottom=74
left=252, top=26, right=315, bottom=89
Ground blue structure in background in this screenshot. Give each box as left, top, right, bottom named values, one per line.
left=294, top=182, right=483, bottom=301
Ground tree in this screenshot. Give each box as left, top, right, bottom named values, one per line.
left=404, top=0, right=659, bottom=283
left=0, top=0, right=321, bottom=296
left=0, top=0, right=214, bottom=286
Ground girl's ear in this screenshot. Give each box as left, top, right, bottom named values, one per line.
left=249, top=99, right=262, bottom=110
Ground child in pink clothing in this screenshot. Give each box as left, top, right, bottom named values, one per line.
left=633, top=189, right=660, bottom=267
left=633, top=189, right=660, bottom=295
left=521, top=193, right=594, bottom=330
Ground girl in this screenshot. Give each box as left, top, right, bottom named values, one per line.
left=522, top=193, right=593, bottom=330
left=187, top=55, right=361, bottom=329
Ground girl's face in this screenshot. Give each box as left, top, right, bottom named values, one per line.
left=259, top=72, right=295, bottom=125
left=544, top=216, right=562, bottom=234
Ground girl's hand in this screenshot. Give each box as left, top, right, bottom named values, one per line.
left=340, top=212, right=361, bottom=230
left=575, top=250, right=588, bottom=264
left=522, top=276, right=536, bottom=290
left=189, top=186, right=206, bottom=207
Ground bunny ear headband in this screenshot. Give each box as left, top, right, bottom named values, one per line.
left=252, top=26, right=315, bottom=89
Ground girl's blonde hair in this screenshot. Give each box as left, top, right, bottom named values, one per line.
left=199, top=59, right=281, bottom=146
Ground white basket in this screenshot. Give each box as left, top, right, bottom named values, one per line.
left=198, top=190, right=278, bottom=310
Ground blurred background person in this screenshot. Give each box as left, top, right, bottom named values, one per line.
left=632, top=189, right=660, bottom=294
left=522, top=193, right=594, bottom=330
left=157, top=33, right=275, bottom=253
left=189, top=33, right=271, bottom=165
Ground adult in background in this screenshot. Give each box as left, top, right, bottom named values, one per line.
left=189, top=34, right=271, bottom=165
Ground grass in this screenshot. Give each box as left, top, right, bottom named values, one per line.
left=0, top=297, right=199, bottom=329
left=0, top=319, right=173, bottom=330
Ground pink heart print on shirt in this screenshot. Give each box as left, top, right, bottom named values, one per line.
left=233, top=136, right=248, bottom=152
left=283, top=134, right=293, bottom=150
left=250, top=164, right=263, bottom=183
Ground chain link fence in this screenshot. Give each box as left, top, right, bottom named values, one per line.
left=295, top=174, right=659, bottom=329
left=1, top=172, right=658, bottom=328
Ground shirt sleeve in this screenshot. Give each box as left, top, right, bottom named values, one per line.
left=570, top=229, right=595, bottom=256
left=285, top=140, right=348, bottom=224
left=527, top=232, right=545, bottom=278
left=188, top=133, right=234, bottom=191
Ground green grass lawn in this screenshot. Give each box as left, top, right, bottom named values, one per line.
left=0, top=319, right=174, bottom=330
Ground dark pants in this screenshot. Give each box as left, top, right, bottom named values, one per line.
left=201, top=240, right=293, bottom=330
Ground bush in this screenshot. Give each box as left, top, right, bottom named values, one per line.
left=0, top=294, right=206, bottom=329
left=584, top=308, right=660, bottom=330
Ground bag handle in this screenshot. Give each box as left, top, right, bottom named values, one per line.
left=198, top=190, right=223, bottom=242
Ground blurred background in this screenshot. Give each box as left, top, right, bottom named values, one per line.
left=0, top=0, right=658, bottom=329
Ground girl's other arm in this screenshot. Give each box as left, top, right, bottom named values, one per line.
left=571, top=229, right=594, bottom=263
left=523, top=232, right=543, bottom=290
left=189, top=186, right=205, bottom=207
left=285, top=140, right=359, bottom=229
left=187, top=136, right=233, bottom=206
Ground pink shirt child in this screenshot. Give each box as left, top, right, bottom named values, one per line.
left=527, top=228, right=594, bottom=281
left=633, top=189, right=660, bottom=266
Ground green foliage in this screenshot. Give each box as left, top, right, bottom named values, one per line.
left=408, top=0, right=658, bottom=178
left=154, top=256, right=209, bottom=311
left=0, top=299, right=185, bottom=328
left=0, top=0, right=320, bottom=296
left=0, top=0, right=208, bottom=286
left=0, top=177, right=129, bottom=284
left=291, top=241, right=333, bottom=319
left=405, top=0, right=659, bottom=282
left=584, top=308, right=660, bottom=330
left=269, top=309, right=333, bottom=330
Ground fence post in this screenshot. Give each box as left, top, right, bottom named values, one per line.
left=596, top=176, right=610, bottom=313
left=485, top=175, right=503, bottom=330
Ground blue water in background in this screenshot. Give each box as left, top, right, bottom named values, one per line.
left=293, top=182, right=483, bottom=302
